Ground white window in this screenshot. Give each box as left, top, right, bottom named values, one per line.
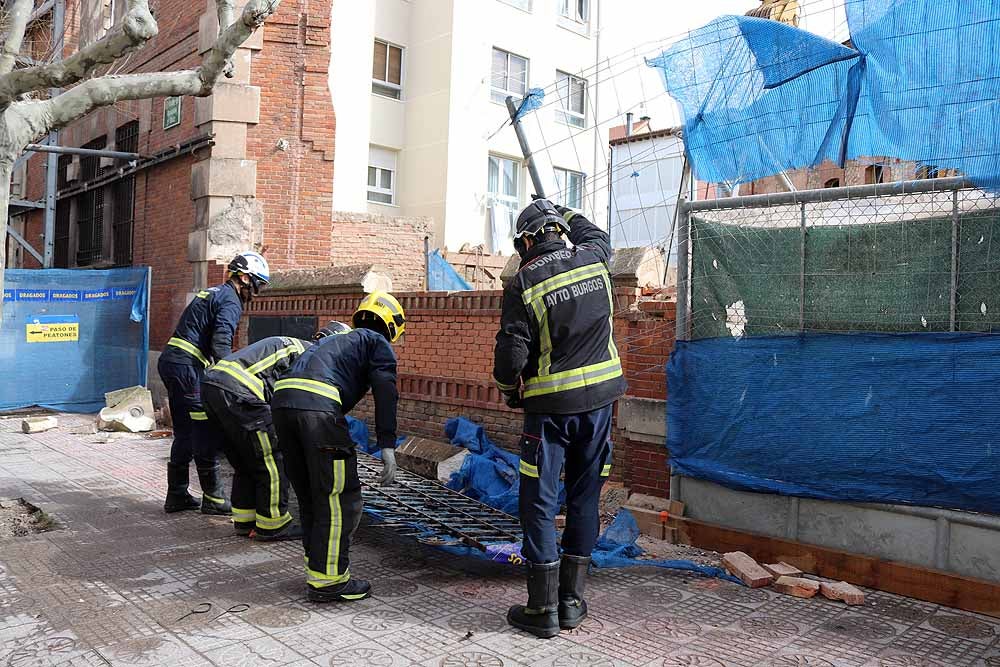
left=488, top=155, right=522, bottom=253
left=499, top=0, right=532, bottom=10
left=559, top=0, right=589, bottom=24
left=372, top=39, right=403, bottom=99
left=367, top=146, right=396, bottom=205
left=556, top=71, right=586, bottom=128
left=554, top=168, right=585, bottom=210
left=491, top=48, right=528, bottom=105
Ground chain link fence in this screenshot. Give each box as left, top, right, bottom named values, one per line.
left=675, top=178, right=1000, bottom=340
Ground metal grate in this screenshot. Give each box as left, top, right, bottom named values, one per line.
left=112, top=121, right=139, bottom=266
left=76, top=137, right=106, bottom=266
left=357, top=453, right=522, bottom=550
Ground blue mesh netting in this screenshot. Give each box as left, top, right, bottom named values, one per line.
left=513, top=88, right=545, bottom=120
left=667, top=333, right=1000, bottom=514
left=649, top=2, right=1000, bottom=189
left=0, top=268, right=150, bottom=413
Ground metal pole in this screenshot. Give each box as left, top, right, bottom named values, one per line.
left=799, top=201, right=806, bottom=331
left=675, top=197, right=690, bottom=342
left=682, top=176, right=973, bottom=212
left=42, top=0, right=65, bottom=268
left=7, top=225, right=43, bottom=264
left=950, top=189, right=959, bottom=332
left=423, top=235, right=430, bottom=291
left=29, top=144, right=141, bottom=161
left=504, top=95, right=546, bottom=198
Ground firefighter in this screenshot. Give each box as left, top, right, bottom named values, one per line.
left=200, top=324, right=348, bottom=540
left=158, top=251, right=270, bottom=515
left=493, top=199, right=627, bottom=639
left=272, top=293, right=404, bottom=603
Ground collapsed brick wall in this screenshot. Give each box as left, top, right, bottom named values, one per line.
left=247, top=289, right=677, bottom=497
left=329, top=213, right=434, bottom=292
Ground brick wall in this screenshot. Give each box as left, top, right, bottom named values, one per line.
left=329, top=213, right=434, bottom=292
left=247, top=289, right=677, bottom=496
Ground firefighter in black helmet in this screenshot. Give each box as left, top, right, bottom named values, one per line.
left=494, top=199, right=627, bottom=639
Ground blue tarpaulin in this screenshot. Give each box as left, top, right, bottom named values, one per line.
left=0, top=268, right=150, bottom=413
left=649, top=1, right=1000, bottom=189
left=427, top=250, right=472, bottom=292
left=667, top=333, right=1000, bottom=515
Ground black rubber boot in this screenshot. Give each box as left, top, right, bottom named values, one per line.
left=164, top=462, right=200, bottom=513
left=507, top=561, right=560, bottom=639
left=234, top=523, right=253, bottom=537
left=307, top=578, right=372, bottom=603
left=255, top=522, right=304, bottom=543
left=196, top=464, right=232, bottom=515
left=558, top=554, right=590, bottom=629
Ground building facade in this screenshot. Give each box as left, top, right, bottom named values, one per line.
left=330, top=0, right=607, bottom=255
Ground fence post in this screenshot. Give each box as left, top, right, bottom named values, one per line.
left=799, top=201, right=807, bottom=331
left=675, top=198, right=691, bottom=342
left=950, top=189, right=959, bottom=332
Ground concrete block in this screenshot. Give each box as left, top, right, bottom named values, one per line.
left=208, top=121, right=249, bottom=158
left=98, top=386, right=156, bottom=433
left=267, top=266, right=394, bottom=295
left=774, top=576, right=820, bottom=599
left=722, top=551, right=774, bottom=588
left=195, top=84, right=261, bottom=126
left=608, top=246, right=665, bottom=288
left=763, top=562, right=804, bottom=579
left=22, top=416, right=58, bottom=433
left=819, top=581, right=865, bottom=605
left=188, top=229, right=208, bottom=262
left=394, top=437, right=468, bottom=483
left=191, top=158, right=257, bottom=199
left=499, top=254, right=521, bottom=288
left=618, top=397, right=667, bottom=445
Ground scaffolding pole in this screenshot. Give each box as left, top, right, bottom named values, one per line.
left=42, top=0, right=66, bottom=268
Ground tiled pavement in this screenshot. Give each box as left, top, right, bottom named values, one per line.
left=2, top=414, right=1000, bottom=667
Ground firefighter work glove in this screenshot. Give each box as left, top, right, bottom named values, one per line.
left=380, top=448, right=398, bottom=486
left=502, top=390, right=523, bottom=410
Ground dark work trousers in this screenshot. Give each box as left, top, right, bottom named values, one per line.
left=518, top=403, right=614, bottom=564
left=273, top=407, right=362, bottom=589
left=158, top=359, right=218, bottom=467
left=202, top=384, right=292, bottom=535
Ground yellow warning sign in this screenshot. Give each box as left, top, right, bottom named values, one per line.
left=26, top=321, right=79, bottom=343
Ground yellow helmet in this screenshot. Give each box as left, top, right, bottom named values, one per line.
left=353, top=291, right=406, bottom=343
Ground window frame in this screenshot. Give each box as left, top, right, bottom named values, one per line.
left=487, top=154, right=522, bottom=207
left=559, top=0, right=590, bottom=24
left=490, top=48, right=529, bottom=105
left=367, top=166, right=395, bottom=205
left=556, top=70, right=587, bottom=128
left=554, top=167, right=586, bottom=211
left=372, top=38, right=405, bottom=100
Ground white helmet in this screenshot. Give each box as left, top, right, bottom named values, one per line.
left=228, top=251, right=270, bottom=292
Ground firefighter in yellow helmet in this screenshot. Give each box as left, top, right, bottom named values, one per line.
left=272, top=291, right=405, bottom=602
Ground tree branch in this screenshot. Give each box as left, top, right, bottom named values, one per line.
left=0, top=0, right=158, bottom=104
left=28, top=0, right=279, bottom=135
left=0, top=0, right=35, bottom=76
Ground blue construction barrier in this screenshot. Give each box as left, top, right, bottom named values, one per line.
left=0, top=268, right=150, bottom=413
left=667, top=333, right=1000, bottom=515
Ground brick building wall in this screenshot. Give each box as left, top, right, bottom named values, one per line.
left=245, top=289, right=677, bottom=497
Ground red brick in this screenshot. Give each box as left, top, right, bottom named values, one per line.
left=773, top=576, right=820, bottom=599
left=722, top=552, right=774, bottom=588
left=763, top=562, right=804, bottom=579
left=819, top=581, right=866, bottom=606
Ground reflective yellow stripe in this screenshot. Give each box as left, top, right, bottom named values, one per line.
left=246, top=341, right=305, bottom=376
left=203, top=494, right=225, bottom=504
left=231, top=507, right=256, bottom=522
left=563, top=210, right=578, bottom=224
left=257, top=431, right=282, bottom=520
left=306, top=567, right=350, bottom=588
left=212, top=360, right=265, bottom=401
left=196, top=290, right=210, bottom=299
left=256, top=512, right=292, bottom=530
left=523, top=358, right=623, bottom=398
left=326, top=459, right=346, bottom=580
left=167, top=337, right=209, bottom=367
left=521, top=263, right=607, bottom=305
left=601, top=464, right=612, bottom=477
left=190, top=411, right=208, bottom=421
left=519, top=460, right=539, bottom=478
left=602, top=272, right=620, bottom=361
left=274, top=378, right=341, bottom=403
left=495, top=379, right=518, bottom=392
left=530, top=297, right=554, bottom=376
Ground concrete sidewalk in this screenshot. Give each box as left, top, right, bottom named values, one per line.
left=1, top=413, right=999, bottom=667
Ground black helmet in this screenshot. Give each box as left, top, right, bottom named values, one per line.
left=514, top=199, right=567, bottom=256
left=312, top=320, right=351, bottom=340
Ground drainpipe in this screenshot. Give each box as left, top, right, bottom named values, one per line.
left=423, top=235, right=430, bottom=291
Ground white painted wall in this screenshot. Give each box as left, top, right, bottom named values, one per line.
left=329, top=0, right=376, bottom=212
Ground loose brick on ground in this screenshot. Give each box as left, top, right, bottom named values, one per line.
left=820, top=580, right=866, bottom=605
left=773, top=576, right=820, bottom=599
left=722, top=551, right=774, bottom=588
left=763, top=562, right=804, bottom=579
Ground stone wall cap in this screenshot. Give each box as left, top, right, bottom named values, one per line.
left=265, top=265, right=392, bottom=292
